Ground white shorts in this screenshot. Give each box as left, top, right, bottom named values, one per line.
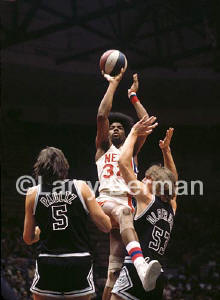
left=97, top=194, right=134, bottom=212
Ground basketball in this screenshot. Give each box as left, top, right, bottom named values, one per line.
left=99, top=49, right=127, bottom=76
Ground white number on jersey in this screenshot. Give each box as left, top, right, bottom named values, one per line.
left=149, top=225, right=170, bottom=255
left=52, top=204, right=68, bottom=230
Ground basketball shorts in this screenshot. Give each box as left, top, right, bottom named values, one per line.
left=97, top=194, right=134, bottom=212
left=112, top=262, right=165, bottom=300
left=31, top=253, right=95, bottom=298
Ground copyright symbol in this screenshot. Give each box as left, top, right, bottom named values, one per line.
left=16, top=175, right=36, bottom=195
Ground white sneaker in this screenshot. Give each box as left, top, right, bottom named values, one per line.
left=138, top=260, right=161, bottom=291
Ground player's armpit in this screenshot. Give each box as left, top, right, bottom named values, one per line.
left=79, top=181, right=112, bottom=233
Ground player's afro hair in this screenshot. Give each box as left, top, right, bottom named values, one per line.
left=109, top=112, right=134, bottom=136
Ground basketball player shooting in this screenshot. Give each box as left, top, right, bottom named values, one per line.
left=96, top=69, right=161, bottom=299
left=111, top=117, right=178, bottom=300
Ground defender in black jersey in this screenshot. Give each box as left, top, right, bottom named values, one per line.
left=23, top=147, right=111, bottom=300
left=111, top=116, right=178, bottom=300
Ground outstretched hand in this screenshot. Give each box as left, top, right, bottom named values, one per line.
left=102, top=68, right=125, bottom=85
left=159, top=128, right=174, bottom=150
left=132, top=115, right=158, bottom=136
left=128, top=73, right=139, bottom=97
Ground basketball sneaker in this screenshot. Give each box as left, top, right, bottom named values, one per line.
left=137, top=260, right=161, bottom=291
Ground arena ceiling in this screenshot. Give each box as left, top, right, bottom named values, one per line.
left=1, top=0, right=219, bottom=74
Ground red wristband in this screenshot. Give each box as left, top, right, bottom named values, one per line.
left=129, top=92, right=140, bottom=104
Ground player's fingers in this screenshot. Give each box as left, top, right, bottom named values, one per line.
left=104, top=73, right=111, bottom=81
left=168, top=127, right=174, bottom=133
left=166, top=129, right=171, bottom=138
left=147, top=122, right=158, bottom=129
left=169, top=129, right=173, bottom=138
left=140, top=122, right=158, bottom=133
left=169, top=128, right=174, bottom=136
left=143, top=116, right=157, bottom=125
left=139, top=115, right=149, bottom=123
left=167, top=128, right=173, bottom=139
left=146, top=129, right=153, bottom=135
left=142, top=115, right=154, bottom=122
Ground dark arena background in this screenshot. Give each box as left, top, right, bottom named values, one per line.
left=1, top=1, right=220, bottom=299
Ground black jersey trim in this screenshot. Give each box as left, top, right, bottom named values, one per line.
left=134, top=195, right=155, bottom=220
left=73, top=180, right=89, bottom=214
left=33, top=184, right=41, bottom=215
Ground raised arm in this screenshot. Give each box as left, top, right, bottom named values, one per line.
left=79, top=181, right=112, bottom=233
left=96, top=69, right=124, bottom=160
left=118, top=116, right=158, bottom=201
left=159, top=128, right=178, bottom=181
left=128, top=74, right=150, bottom=158
left=128, top=74, right=149, bottom=120
left=159, top=128, right=178, bottom=212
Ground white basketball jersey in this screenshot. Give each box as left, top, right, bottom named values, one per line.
left=96, top=144, right=137, bottom=196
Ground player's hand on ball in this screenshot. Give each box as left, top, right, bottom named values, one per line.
left=128, top=73, right=139, bottom=97
left=132, top=115, right=158, bottom=136
left=159, top=128, right=174, bottom=150
left=102, top=68, right=125, bottom=85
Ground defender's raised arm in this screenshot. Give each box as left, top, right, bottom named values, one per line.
left=159, top=128, right=178, bottom=181
left=159, top=128, right=178, bottom=212
left=128, top=74, right=151, bottom=158
left=128, top=74, right=149, bottom=120
left=118, top=116, right=158, bottom=193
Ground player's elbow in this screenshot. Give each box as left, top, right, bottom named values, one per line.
left=105, top=217, right=112, bottom=233
left=102, top=223, right=112, bottom=233
left=23, top=233, right=33, bottom=245
left=94, top=215, right=112, bottom=233
left=100, top=217, right=112, bottom=233
left=97, top=111, right=108, bottom=120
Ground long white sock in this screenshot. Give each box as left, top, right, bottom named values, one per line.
left=126, top=241, right=147, bottom=273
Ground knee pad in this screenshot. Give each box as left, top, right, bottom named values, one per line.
left=112, top=205, right=134, bottom=234
left=105, top=255, right=124, bottom=288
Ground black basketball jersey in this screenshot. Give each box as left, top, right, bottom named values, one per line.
left=134, top=195, right=175, bottom=262
left=34, top=179, right=90, bottom=254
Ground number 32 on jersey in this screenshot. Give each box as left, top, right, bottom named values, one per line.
left=103, top=163, right=121, bottom=178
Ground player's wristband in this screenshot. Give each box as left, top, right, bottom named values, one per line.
left=129, top=92, right=140, bottom=104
